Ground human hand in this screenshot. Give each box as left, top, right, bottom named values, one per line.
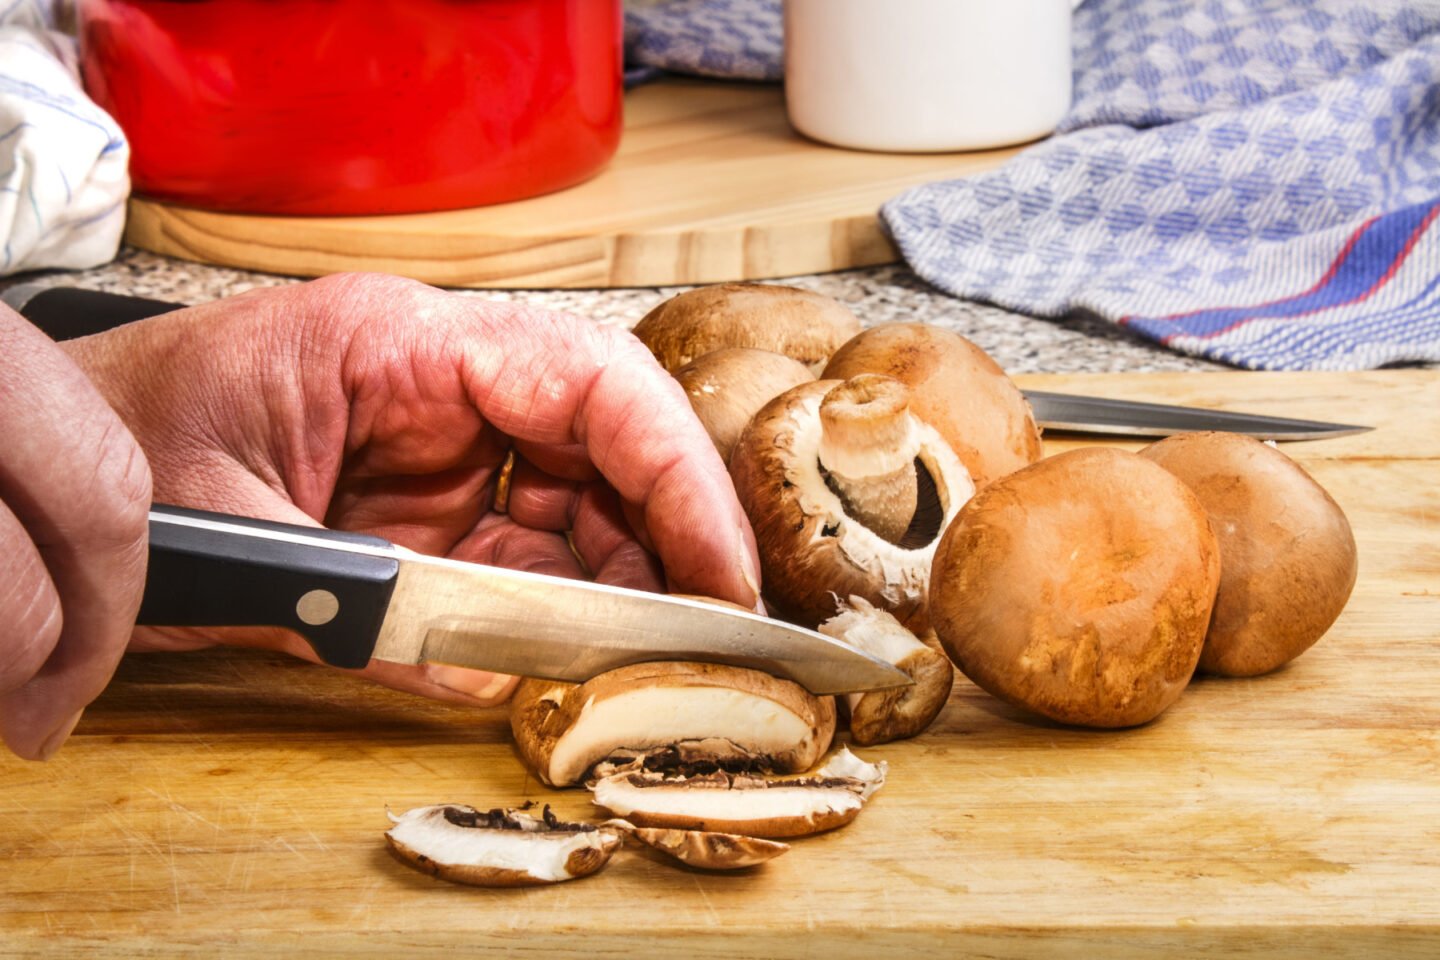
left=0, top=305, right=153, bottom=759
left=63, top=274, right=762, bottom=706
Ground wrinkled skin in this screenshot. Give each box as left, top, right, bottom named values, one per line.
left=1, top=274, right=761, bottom=760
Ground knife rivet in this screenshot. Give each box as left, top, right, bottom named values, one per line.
left=296, top=589, right=340, bottom=626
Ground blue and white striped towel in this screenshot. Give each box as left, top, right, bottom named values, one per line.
left=0, top=0, right=128, bottom=276
left=626, top=0, right=1440, bottom=371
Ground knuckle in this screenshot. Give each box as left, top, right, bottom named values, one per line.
left=84, top=418, right=153, bottom=551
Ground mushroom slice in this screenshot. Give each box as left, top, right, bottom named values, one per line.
left=590, top=770, right=872, bottom=839
left=385, top=804, right=622, bottom=887
left=603, top=819, right=790, bottom=870
left=510, top=662, right=836, bottom=787
left=730, top=377, right=975, bottom=626
left=820, top=597, right=954, bottom=745
left=816, top=745, right=888, bottom=801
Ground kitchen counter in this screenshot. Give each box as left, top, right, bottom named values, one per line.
left=6, top=245, right=1231, bottom=374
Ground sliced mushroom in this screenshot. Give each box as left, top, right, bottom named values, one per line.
left=1139, top=432, right=1358, bottom=677
left=590, top=768, right=876, bottom=839
left=604, top=819, right=790, bottom=870
left=822, top=323, right=1042, bottom=490
left=385, top=804, right=623, bottom=887
left=510, top=661, right=837, bottom=787
left=729, top=377, right=975, bottom=626
left=820, top=596, right=954, bottom=745
left=674, top=347, right=815, bottom=464
left=633, top=283, right=862, bottom=373
left=929, top=448, right=1221, bottom=728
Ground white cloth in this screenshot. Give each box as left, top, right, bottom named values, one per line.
left=0, top=0, right=127, bottom=276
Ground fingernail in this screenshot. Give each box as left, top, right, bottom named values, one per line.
left=429, top=665, right=519, bottom=704
left=38, top=709, right=85, bottom=761
left=739, top=534, right=764, bottom=613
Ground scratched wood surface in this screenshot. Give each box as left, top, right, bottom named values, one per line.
left=122, top=78, right=1023, bottom=289
left=1, top=370, right=1437, bottom=958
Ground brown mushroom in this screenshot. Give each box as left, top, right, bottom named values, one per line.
left=928, top=448, right=1221, bottom=728
left=674, top=347, right=815, bottom=463
left=589, top=747, right=887, bottom=839
left=729, top=376, right=975, bottom=626
left=510, top=661, right=837, bottom=788
left=385, top=805, right=623, bottom=887
left=822, top=323, right=1042, bottom=489
left=633, top=283, right=862, bottom=373
left=819, top=596, right=954, bottom=745
left=1139, top=432, right=1358, bottom=677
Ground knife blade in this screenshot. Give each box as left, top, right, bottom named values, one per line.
left=1023, top=390, right=1371, bottom=440
left=138, top=504, right=911, bottom=695
left=2, top=285, right=1372, bottom=439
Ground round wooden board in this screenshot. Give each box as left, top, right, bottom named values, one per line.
left=125, top=78, right=1024, bottom=289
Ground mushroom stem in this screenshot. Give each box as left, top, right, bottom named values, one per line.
left=818, top=375, right=921, bottom=544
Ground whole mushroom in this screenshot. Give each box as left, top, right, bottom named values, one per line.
left=633, top=283, right=862, bottom=373
left=1139, top=431, right=1358, bottom=677
left=673, top=347, right=815, bottom=464
left=928, top=447, right=1221, bottom=728
left=822, top=323, right=1042, bottom=489
left=729, top=374, right=975, bottom=626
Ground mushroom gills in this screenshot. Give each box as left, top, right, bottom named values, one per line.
left=591, top=747, right=887, bottom=839
left=385, top=805, right=623, bottom=887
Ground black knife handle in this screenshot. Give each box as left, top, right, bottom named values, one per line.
left=139, top=504, right=401, bottom=669
left=5, top=286, right=183, bottom=340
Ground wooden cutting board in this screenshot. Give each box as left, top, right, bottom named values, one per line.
left=2, top=370, right=1437, bottom=958
left=122, top=79, right=1023, bottom=288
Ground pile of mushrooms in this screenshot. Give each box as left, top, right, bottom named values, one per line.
left=385, top=283, right=1359, bottom=888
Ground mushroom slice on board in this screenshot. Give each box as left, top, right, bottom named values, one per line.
left=385, top=805, right=623, bottom=887
left=820, top=598, right=954, bottom=745
left=510, top=661, right=837, bottom=788
left=590, top=748, right=887, bottom=839
left=603, top=819, right=790, bottom=870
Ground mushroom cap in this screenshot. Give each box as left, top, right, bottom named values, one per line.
left=729, top=379, right=974, bottom=626
left=928, top=447, right=1221, bottom=728
left=634, top=283, right=862, bottom=373
left=509, top=661, right=837, bottom=787
left=1139, top=432, right=1358, bottom=677
left=385, top=805, right=622, bottom=887
left=674, top=347, right=815, bottom=463
left=821, top=323, right=1042, bottom=489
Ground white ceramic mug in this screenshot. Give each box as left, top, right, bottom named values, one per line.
left=783, top=0, right=1077, bottom=152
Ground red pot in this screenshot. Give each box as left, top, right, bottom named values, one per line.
left=79, top=0, right=624, bottom=216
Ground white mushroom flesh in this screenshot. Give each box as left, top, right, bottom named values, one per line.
left=547, top=686, right=816, bottom=786
left=385, top=805, right=621, bottom=885
left=591, top=772, right=871, bottom=837
left=785, top=392, right=974, bottom=608
left=816, top=746, right=889, bottom=801
left=818, top=376, right=922, bottom=544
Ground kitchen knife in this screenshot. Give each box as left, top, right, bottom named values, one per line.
left=4, top=285, right=1371, bottom=440
left=141, top=504, right=911, bottom=696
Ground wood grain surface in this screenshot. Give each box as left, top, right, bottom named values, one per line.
left=123, top=79, right=1023, bottom=289
left=2, top=370, right=1437, bottom=958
